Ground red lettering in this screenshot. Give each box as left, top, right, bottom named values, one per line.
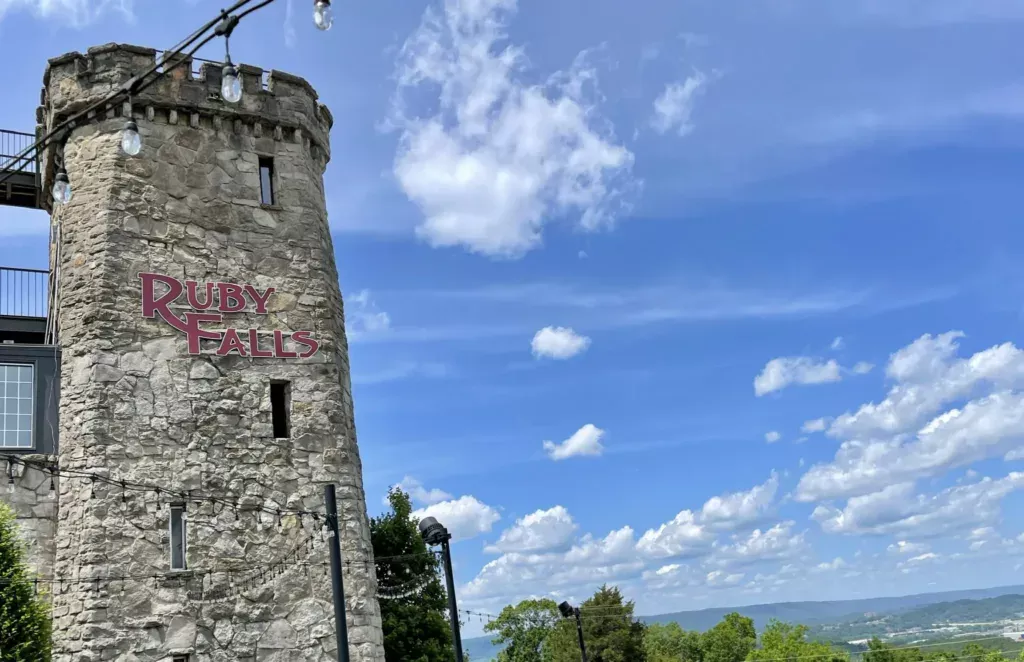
left=244, top=285, right=276, bottom=314
left=273, top=330, right=298, bottom=358
left=186, top=281, right=215, bottom=310
left=292, top=331, right=320, bottom=359
left=216, top=283, right=246, bottom=313
left=140, top=273, right=183, bottom=320
left=248, top=329, right=274, bottom=357
left=216, top=328, right=248, bottom=356
left=181, top=313, right=224, bottom=354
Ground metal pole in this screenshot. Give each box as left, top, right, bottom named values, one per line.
left=325, top=483, right=350, bottom=662
left=440, top=537, right=465, bottom=662
left=574, top=608, right=588, bottom=662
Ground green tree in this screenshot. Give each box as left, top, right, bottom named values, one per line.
left=0, top=501, right=52, bottom=661
left=543, top=585, right=646, bottom=662
left=701, top=613, right=756, bottom=662
left=485, top=598, right=560, bottom=662
left=747, top=621, right=847, bottom=662
left=645, top=622, right=703, bottom=662
left=371, top=488, right=455, bottom=662
left=864, top=637, right=924, bottom=662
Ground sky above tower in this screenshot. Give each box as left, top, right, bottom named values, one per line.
left=2, top=0, right=1024, bottom=635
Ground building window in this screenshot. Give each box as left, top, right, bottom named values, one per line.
left=170, top=505, right=187, bottom=571
left=172, top=656, right=190, bottom=662
left=259, top=157, right=275, bottom=206
left=0, top=363, right=33, bottom=449
left=271, top=381, right=290, bottom=439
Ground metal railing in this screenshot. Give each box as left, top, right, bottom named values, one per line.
left=0, top=129, right=38, bottom=175
left=0, top=267, right=49, bottom=318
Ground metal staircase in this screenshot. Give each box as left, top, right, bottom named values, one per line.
left=0, top=129, right=43, bottom=209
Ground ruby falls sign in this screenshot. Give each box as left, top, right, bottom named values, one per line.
left=140, top=273, right=320, bottom=358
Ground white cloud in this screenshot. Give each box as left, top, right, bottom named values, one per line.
left=798, top=391, right=1024, bottom=501
left=486, top=506, right=578, bottom=554
left=412, top=495, right=501, bottom=542
left=852, top=361, right=875, bottom=375
left=531, top=326, right=591, bottom=359
left=346, top=289, right=391, bottom=334
left=887, top=540, right=929, bottom=555
left=637, top=509, right=715, bottom=560
left=705, top=569, right=745, bottom=587
left=543, top=423, right=606, bottom=460
left=392, top=476, right=452, bottom=506
left=754, top=357, right=843, bottom=396
left=813, top=557, right=847, bottom=572
left=810, top=473, right=1024, bottom=538
left=700, top=473, right=779, bottom=530
left=828, top=332, right=1024, bottom=440
left=0, top=0, right=131, bottom=26
left=831, top=336, right=845, bottom=351
left=712, top=521, right=808, bottom=567
left=651, top=72, right=707, bottom=136
left=391, top=0, right=635, bottom=258
left=802, top=418, right=829, bottom=433
left=765, top=431, right=782, bottom=444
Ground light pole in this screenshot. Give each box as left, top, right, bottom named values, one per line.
left=419, top=516, right=464, bottom=662
left=559, top=601, right=588, bottom=662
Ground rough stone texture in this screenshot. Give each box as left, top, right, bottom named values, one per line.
left=1, top=455, right=58, bottom=578
left=41, top=44, right=385, bottom=661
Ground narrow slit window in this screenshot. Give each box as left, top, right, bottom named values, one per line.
left=259, top=156, right=275, bottom=205
left=271, top=381, right=290, bottom=439
left=172, top=657, right=190, bottom=662
left=170, top=505, right=187, bottom=570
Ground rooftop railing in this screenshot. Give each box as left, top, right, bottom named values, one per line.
left=0, top=267, right=48, bottom=318
left=0, top=129, right=38, bottom=175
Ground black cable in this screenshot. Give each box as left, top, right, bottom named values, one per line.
left=0, top=0, right=280, bottom=187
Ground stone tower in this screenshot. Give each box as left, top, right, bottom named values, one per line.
left=38, top=43, right=385, bottom=661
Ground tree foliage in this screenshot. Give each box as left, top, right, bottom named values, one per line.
left=644, top=622, right=703, bottom=662
left=701, top=612, right=757, bottom=662
left=485, top=598, right=560, bottom=662
left=748, top=620, right=847, bottom=662
left=543, top=585, right=646, bottom=662
left=371, top=488, right=454, bottom=662
left=0, top=501, right=52, bottom=662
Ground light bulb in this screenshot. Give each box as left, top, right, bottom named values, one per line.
left=221, top=64, right=242, bottom=103
left=52, top=171, right=72, bottom=205
left=6, top=481, right=13, bottom=494
left=121, top=119, right=141, bottom=156
left=313, top=0, right=333, bottom=30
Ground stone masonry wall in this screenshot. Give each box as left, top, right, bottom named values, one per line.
left=42, top=44, right=384, bottom=662
left=1, top=456, right=58, bottom=579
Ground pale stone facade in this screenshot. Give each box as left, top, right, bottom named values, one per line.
left=14, top=43, right=386, bottom=661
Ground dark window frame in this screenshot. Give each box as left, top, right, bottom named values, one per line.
left=169, top=504, right=187, bottom=571
left=258, top=156, right=276, bottom=206
left=270, top=381, right=290, bottom=439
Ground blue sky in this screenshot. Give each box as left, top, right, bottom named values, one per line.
left=3, top=0, right=1024, bottom=636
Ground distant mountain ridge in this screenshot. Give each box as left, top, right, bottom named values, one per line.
left=463, top=584, right=1024, bottom=661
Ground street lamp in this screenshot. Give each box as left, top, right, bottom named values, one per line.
left=559, top=601, right=589, bottom=662
left=419, top=516, right=464, bottom=662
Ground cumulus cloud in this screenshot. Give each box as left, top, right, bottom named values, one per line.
left=888, top=540, right=929, bottom=555
left=392, top=476, right=452, bottom=506
left=754, top=357, right=842, bottom=396
left=486, top=506, right=578, bottom=554
left=831, top=336, right=845, bottom=351
left=637, top=509, right=716, bottom=560
left=712, top=522, right=808, bottom=567
left=802, top=418, right=829, bottom=433
left=810, top=473, right=1024, bottom=538
left=765, top=431, right=782, bottom=444
left=852, top=361, right=875, bottom=375
left=531, top=326, right=591, bottom=359
left=651, top=72, right=707, bottom=136
left=390, top=0, right=635, bottom=257
left=700, top=473, right=779, bottom=530
left=543, top=424, right=606, bottom=460
left=346, top=290, right=391, bottom=334
left=412, top=495, right=501, bottom=542
left=799, top=391, right=1024, bottom=501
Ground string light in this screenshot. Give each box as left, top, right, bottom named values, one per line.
left=313, top=0, right=333, bottom=30
left=52, top=168, right=71, bottom=205
left=121, top=119, right=141, bottom=156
